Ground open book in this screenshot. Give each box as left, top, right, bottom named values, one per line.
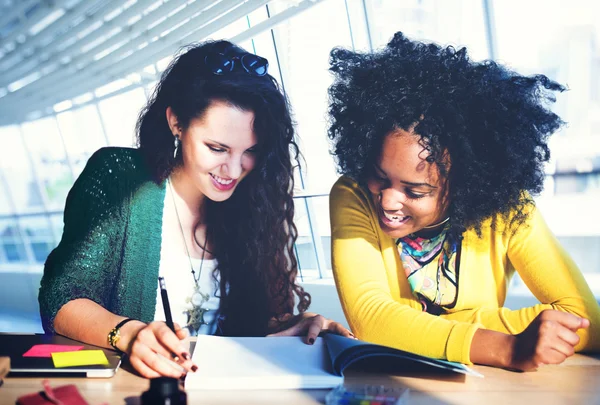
left=185, top=334, right=482, bottom=390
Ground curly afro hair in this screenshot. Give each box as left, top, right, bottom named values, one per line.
left=327, top=32, right=565, bottom=237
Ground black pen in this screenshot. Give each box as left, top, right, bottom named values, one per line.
left=158, top=277, right=176, bottom=333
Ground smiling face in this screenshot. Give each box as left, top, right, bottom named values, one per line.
left=168, top=100, right=258, bottom=203
left=367, top=128, right=449, bottom=239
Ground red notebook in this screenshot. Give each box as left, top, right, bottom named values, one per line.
left=17, top=380, right=91, bottom=405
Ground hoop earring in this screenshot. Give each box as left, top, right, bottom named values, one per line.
left=173, top=136, right=181, bottom=159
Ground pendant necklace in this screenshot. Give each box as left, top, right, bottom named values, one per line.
left=167, top=177, right=210, bottom=333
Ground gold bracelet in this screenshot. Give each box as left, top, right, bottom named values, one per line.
left=107, top=318, right=135, bottom=353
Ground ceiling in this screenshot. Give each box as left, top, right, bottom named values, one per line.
left=0, top=0, right=317, bottom=126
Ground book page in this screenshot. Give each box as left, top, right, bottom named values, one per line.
left=185, top=336, right=343, bottom=390
left=323, top=334, right=483, bottom=377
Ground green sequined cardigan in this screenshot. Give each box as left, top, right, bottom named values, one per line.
left=38, top=147, right=167, bottom=333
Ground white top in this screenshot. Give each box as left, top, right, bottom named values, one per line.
left=154, top=193, right=221, bottom=336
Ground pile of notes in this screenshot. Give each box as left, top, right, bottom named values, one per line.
left=23, top=344, right=109, bottom=368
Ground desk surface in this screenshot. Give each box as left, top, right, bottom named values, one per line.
left=1, top=354, right=599, bottom=405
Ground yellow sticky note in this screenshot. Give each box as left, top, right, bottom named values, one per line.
left=51, top=350, right=109, bottom=368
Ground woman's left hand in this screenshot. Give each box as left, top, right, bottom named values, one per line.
left=267, top=312, right=355, bottom=344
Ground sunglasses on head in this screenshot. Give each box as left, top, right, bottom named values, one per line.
left=204, top=49, right=269, bottom=77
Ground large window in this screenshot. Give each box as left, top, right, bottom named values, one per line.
left=0, top=0, right=598, bottom=291
left=272, top=0, right=354, bottom=192
left=21, top=117, right=73, bottom=211
left=0, top=125, right=46, bottom=215
left=97, top=88, right=147, bottom=147
left=0, top=219, right=27, bottom=264
left=270, top=0, right=355, bottom=277
left=365, top=0, right=489, bottom=60
left=17, top=216, right=55, bottom=264
left=490, top=0, right=600, bottom=293
left=56, top=105, right=108, bottom=177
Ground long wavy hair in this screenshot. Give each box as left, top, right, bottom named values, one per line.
left=136, top=40, right=310, bottom=336
left=328, top=32, right=565, bottom=238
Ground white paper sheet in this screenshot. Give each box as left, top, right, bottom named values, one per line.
left=184, top=336, right=342, bottom=390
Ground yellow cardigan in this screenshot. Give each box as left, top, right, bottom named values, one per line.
left=330, top=176, right=600, bottom=364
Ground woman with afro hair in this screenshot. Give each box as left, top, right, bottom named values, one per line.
left=327, top=32, right=600, bottom=371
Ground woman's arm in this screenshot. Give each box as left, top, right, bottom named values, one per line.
left=39, top=148, right=197, bottom=378
left=470, top=310, right=588, bottom=371
left=442, top=207, right=600, bottom=352
left=507, top=206, right=600, bottom=350
left=39, top=148, right=125, bottom=333
left=54, top=298, right=144, bottom=350
left=54, top=298, right=195, bottom=378
left=330, top=177, right=479, bottom=364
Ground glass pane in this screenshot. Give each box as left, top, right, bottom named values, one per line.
left=271, top=0, right=354, bottom=194
left=0, top=168, right=14, bottom=215
left=56, top=105, right=108, bottom=178
left=233, top=6, right=269, bottom=54
left=244, top=23, right=283, bottom=98
left=18, top=216, right=55, bottom=264
left=97, top=88, right=146, bottom=147
left=558, top=236, right=600, bottom=280
left=293, top=197, right=319, bottom=280
left=49, top=213, right=64, bottom=248
left=311, top=195, right=332, bottom=276
left=0, top=125, right=45, bottom=214
left=493, top=1, right=600, bottom=293
left=343, top=0, right=372, bottom=51
left=366, top=0, right=489, bottom=61
left=244, top=25, right=300, bottom=189
left=209, top=15, right=249, bottom=40
left=247, top=5, right=268, bottom=26
left=21, top=117, right=73, bottom=211
left=495, top=0, right=596, bottom=139
left=0, top=219, right=28, bottom=263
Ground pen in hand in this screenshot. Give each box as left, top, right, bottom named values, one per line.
left=159, top=276, right=176, bottom=333
left=158, top=277, right=198, bottom=374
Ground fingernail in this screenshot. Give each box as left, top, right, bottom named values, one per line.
left=191, top=365, right=198, bottom=372
left=182, top=352, right=190, bottom=361
left=308, top=338, right=315, bottom=345
left=180, top=373, right=187, bottom=382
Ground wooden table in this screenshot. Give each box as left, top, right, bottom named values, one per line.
left=1, top=354, right=599, bottom=405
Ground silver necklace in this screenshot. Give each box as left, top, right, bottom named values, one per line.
left=167, top=178, right=210, bottom=332
left=406, top=218, right=450, bottom=239
left=422, top=217, right=450, bottom=229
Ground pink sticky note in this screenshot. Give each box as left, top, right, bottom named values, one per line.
left=23, top=344, right=85, bottom=358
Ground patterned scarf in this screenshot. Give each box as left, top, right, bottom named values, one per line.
left=397, top=224, right=460, bottom=314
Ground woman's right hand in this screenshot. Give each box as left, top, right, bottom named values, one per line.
left=119, top=320, right=198, bottom=378
left=509, top=309, right=589, bottom=371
